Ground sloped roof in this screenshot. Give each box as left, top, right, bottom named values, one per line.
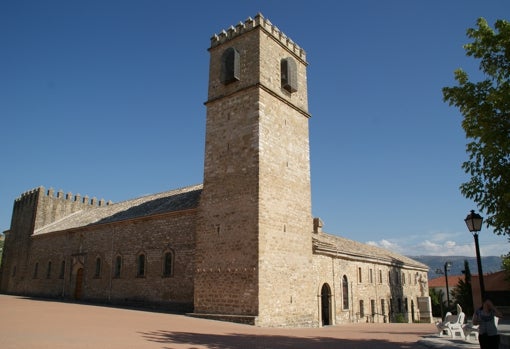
left=34, top=184, right=203, bottom=235
left=428, top=275, right=464, bottom=288
left=313, top=232, right=429, bottom=270
left=472, top=271, right=510, bottom=291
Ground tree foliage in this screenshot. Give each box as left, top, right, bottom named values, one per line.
left=442, top=18, right=510, bottom=235
left=502, top=238, right=510, bottom=280
left=429, top=287, right=446, bottom=318
left=451, top=260, right=474, bottom=316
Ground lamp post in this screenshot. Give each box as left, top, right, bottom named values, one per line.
left=435, top=261, right=451, bottom=309
left=444, top=262, right=451, bottom=307
left=464, top=210, right=485, bottom=304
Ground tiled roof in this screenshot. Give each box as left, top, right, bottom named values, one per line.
left=472, top=271, right=510, bottom=291
left=34, top=184, right=203, bottom=235
left=313, top=232, right=429, bottom=270
left=428, top=275, right=464, bottom=287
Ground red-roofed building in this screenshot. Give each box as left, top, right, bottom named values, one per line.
left=430, top=271, right=510, bottom=317
left=428, top=274, right=464, bottom=304
left=472, top=270, right=510, bottom=311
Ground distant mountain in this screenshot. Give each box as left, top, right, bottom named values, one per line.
left=408, top=255, right=503, bottom=280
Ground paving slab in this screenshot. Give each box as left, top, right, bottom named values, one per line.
left=0, top=294, right=465, bottom=349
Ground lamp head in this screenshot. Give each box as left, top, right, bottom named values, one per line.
left=465, top=210, right=483, bottom=233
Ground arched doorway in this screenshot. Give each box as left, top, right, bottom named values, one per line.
left=321, top=283, right=332, bottom=326
left=74, top=268, right=84, bottom=300
left=411, top=299, right=415, bottom=322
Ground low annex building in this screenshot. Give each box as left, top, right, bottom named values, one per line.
left=0, top=13, right=430, bottom=327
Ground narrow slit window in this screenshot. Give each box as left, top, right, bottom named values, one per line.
left=137, top=254, right=146, bottom=277
left=59, top=261, right=65, bottom=279
left=46, top=261, right=52, bottom=279
left=163, top=251, right=174, bottom=277
left=114, top=256, right=122, bottom=278
left=342, top=275, right=349, bottom=310
left=94, top=257, right=102, bottom=278
left=33, top=262, right=39, bottom=279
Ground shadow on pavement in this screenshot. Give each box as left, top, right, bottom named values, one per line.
left=139, top=330, right=427, bottom=349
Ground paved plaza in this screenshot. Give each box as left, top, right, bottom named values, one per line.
left=0, top=294, right=480, bottom=349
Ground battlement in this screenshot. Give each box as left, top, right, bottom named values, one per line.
left=12, top=186, right=113, bottom=231
left=210, top=13, right=306, bottom=61
left=15, top=186, right=112, bottom=207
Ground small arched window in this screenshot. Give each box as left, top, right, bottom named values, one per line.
left=46, top=261, right=52, bottom=279
left=33, top=262, right=39, bottom=279
left=163, top=251, right=174, bottom=277
left=281, top=57, right=298, bottom=93
left=342, top=275, right=349, bottom=310
left=114, top=255, right=122, bottom=278
left=137, top=253, right=146, bottom=277
left=94, top=257, right=102, bottom=278
left=221, top=47, right=240, bottom=84
left=59, top=260, right=65, bottom=279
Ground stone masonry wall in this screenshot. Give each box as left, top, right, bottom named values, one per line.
left=312, top=246, right=429, bottom=325
left=8, top=210, right=197, bottom=311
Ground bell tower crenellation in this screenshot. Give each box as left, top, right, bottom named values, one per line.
left=210, top=13, right=306, bottom=61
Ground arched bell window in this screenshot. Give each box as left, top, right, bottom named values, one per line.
left=281, top=57, right=298, bottom=93
left=221, top=47, right=240, bottom=84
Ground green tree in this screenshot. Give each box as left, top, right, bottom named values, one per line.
left=429, top=287, right=446, bottom=318
left=451, top=260, right=474, bottom=316
left=442, top=18, right=510, bottom=235
left=0, top=235, right=3, bottom=267
left=502, top=238, right=510, bottom=280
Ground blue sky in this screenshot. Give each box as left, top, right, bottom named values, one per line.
left=1, top=0, right=509, bottom=259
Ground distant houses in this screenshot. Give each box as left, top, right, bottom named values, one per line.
left=429, top=271, right=510, bottom=317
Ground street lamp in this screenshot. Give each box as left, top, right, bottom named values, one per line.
left=444, top=262, right=451, bottom=307
left=435, top=261, right=452, bottom=309
left=464, top=210, right=485, bottom=304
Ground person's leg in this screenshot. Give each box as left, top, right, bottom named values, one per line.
left=478, top=334, right=488, bottom=349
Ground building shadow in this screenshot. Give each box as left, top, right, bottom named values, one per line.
left=139, top=330, right=423, bottom=349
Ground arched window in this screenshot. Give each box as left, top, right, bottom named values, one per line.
left=59, top=260, right=65, bottom=279
left=342, top=275, right=349, bottom=310
left=281, top=57, right=298, bottom=92
left=220, top=47, right=240, bottom=84
left=163, top=251, right=174, bottom=277
left=137, top=253, right=146, bottom=277
left=94, top=257, right=101, bottom=278
left=46, top=261, right=52, bottom=279
left=33, top=262, right=39, bottom=279
left=114, top=256, right=122, bottom=278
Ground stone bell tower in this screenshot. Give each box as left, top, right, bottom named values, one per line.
left=194, top=13, right=316, bottom=327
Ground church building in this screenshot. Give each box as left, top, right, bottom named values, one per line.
left=0, top=13, right=430, bottom=327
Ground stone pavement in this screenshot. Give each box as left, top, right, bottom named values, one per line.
left=419, top=319, right=510, bottom=349
left=0, top=294, right=499, bottom=349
